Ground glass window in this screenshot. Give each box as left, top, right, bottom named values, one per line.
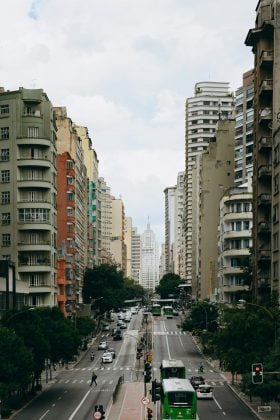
left=0, top=148, right=9, bottom=161
left=1, top=213, right=10, bottom=225
left=0, top=105, right=9, bottom=115
left=1, top=191, right=10, bottom=204
left=27, top=127, right=39, bottom=138
left=0, top=127, right=9, bottom=140
left=244, top=220, right=250, bottom=230
left=2, top=233, right=11, bottom=246
left=1, top=170, right=10, bottom=182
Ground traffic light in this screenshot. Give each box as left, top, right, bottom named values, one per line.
left=144, top=362, right=152, bottom=383
left=147, top=407, right=153, bottom=419
left=252, top=363, right=263, bottom=384
left=151, top=379, right=161, bottom=402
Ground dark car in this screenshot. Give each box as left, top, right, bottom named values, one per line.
left=190, top=376, right=205, bottom=390
left=113, top=332, right=122, bottom=341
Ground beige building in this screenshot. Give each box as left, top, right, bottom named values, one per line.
left=124, top=216, right=132, bottom=278
left=99, top=177, right=113, bottom=264
left=111, top=197, right=126, bottom=271
left=0, top=87, right=57, bottom=309
left=245, top=0, right=280, bottom=300
left=131, top=226, right=141, bottom=284
left=198, top=120, right=235, bottom=300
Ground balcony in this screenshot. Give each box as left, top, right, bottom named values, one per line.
left=258, top=136, right=272, bottom=152
left=17, top=157, right=51, bottom=169
left=57, top=294, right=67, bottom=303
left=257, top=249, right=271, bottom=263
left=258, top=221, right=271, bottom=234
left=260, top=50, right=273, bottom=67
left=259, top=79, right=273, bottom=96
left=29, top=283, right=53, bottom=293
left=222, top=284, right=249, bottom=293
left=259, top=107, right=272, bottom=124
left=258, top=193, right=272, bottom=206
left=258, top=164, right=272, bottom=179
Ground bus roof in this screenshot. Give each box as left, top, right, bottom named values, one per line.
left=162, top=378, right=194, bottom=393
left=162, top=359, right=185, bottom=369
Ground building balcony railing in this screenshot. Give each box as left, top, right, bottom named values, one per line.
left=259, top=107, right=272, bottom=123
left=259, top=79, right=273, bottom=96
left=258, top=193, right=272, bottom=206
left=260, top=49, right=273, bottom=67
left=258, top=136, right=272, bottom=151
left=258, top=221, right=271, bottom=234
left=258, top=164, right=272, bottom=179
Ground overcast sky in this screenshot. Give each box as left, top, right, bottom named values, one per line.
left=1, top=0, right=257, bottom=243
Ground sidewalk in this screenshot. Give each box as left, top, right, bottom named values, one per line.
left=107, top=382, right=149, bottom=420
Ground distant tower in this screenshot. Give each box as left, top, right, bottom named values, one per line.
left=140, top=221, right=159, bottom=291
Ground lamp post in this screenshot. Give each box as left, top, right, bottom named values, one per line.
left=238, top=300, right=278, bottom=348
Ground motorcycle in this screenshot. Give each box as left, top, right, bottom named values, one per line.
left=90, top=353, right=95, bottom=361
left=199, top=365, right=204, bottom=373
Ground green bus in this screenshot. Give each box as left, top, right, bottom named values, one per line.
left=161, top=378, right=197, bottom=420
left=163, top=305, right=173, bottom=318
left=151, top=303, right=161, bottom=316
left=160, top=359, right=186, bottom=380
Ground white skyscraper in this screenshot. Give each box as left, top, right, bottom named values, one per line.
left=140, top=222, right=159, bottom=290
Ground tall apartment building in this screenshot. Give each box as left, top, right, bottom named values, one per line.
left=174, top=172, right=185, bottom=277
left=55, top=107, right=88, bottom=305
left=99, top=177, right=113, bottom=264
left=158, top=243, right=166, bottom=281
left=218, top=183, right=253, bottom=303
left=185, top=82, right=235, bottom=286
left=245, top=0, right=280, bottom=300
left=198, top=121, right=235, bottom=300
left=0, top=87, right=57, bottom=308
left=124, top=216, right=132, bottom=278
left=75, top=125, right=99, bottom=268
left=131, top=226, right=141, bottom=284
left=140, top=222, right=159, bottom=290
left=235, top=70, right=254, bottom=186
left=111, top=197, right=126, bottom=272
left=164, top=186, right=176, bottom=274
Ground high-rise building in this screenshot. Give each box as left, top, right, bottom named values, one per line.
left=111, top=197, right=126, bottom=272
left=131, top=226, right=141, bottom=284
left=234, top=70, right=254, bottom=186
left=99, top=177, right=113, bottom=264
left=140, top=222, right=159, bottom=290
left=174, top=172, right=185, bottom=277
left=124, top=217, right=132, bottom=278
left=184, top=82, right=235, bottom=286
left=0, top=87, right=57, bottom=308
left=164, top=186, right=176, bottom=274
left=245, top=0, right=279, bottom=300
left=55, top=107, right=88, bottom=306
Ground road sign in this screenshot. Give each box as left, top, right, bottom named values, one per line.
left=93, top=411, right=102, bottom=419
left=141, top=396, right=150, bottom=405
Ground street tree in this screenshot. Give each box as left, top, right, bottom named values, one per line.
left=155, top=273, right=183, bottom=299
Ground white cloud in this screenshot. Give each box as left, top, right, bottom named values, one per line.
left=0, top=0, right=257, bottom=243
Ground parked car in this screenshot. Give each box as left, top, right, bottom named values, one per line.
left=196, top=384, right=213, bottom=399
left=102, top=351, right=113, bottom=363
left=112, top=328, right=119, bottom=336
left=98, top=341, right=108, bottom=350
left=119, top=322, right=127, bottom=329
left=102, top=324, right=110, bottom=331
left=117, top=320, right=124, bottom=326
left=190, top=376, right=205, bottom=390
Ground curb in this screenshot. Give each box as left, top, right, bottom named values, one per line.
left=225, top=382, right=261, bottom=419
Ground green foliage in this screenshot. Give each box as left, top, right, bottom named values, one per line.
left=0, top=327, right=33, bottom=400
left=155, top=273, right=183, bottom=299
left=75, top=316, right=96, bottom=338
left=82, top=263, right=145, bottom=312
left=181, top=302, right=218, bottom=333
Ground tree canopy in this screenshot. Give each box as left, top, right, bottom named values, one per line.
left=155, top=273, right=183, bottom=299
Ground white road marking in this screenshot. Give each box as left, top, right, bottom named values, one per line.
left=213, top=396, right=223, bottom=410
left=38, top=410, right=50, bottom=420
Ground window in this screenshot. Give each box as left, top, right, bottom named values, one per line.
left=244, top=202, right=251, bottom=212
left=0, top=127, right=9, bottom=140
left=274, top=145, right=280, bottom=165
left=18, top=208, right=50, bottom=223
left=67, top=192, right=74, bottom=201
left=67, top=207, right=75, bottom=216
left=273, top=205, right=279, bottom=223
left=236, top=203, right=242, bottom=213
left=2, top=234, right=11, bottom=247
left=27, top=127, right=39, bottom=138
left=273, top=232, right=279, bottom=251
left=1, top=191, right=10, bottom=204
left=274, top=174, right=279, bottom=194
left=273, top=261, right=279, bottom=279
left=0, top=148, right=9, bottom=161
left=1, top=170, right=10, bottom=182
left=66, top=160, right=73, bottom=169
left=0, top=105, right=9, bottom=115
left=1, top=213, right=10, bottom=225
left=67, top=176, right=74, bottom=185
left=243, top=220, right=250, bottom=230
left=236, top=221, right=242, bottom=231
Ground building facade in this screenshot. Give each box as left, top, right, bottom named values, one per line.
left=131, top=226, right=141, bottom=284
left=164, top=186, right=176, bottom=274
left=140, top=222, right=159, bottom=290
left=184, top=82, right=235, bottom=286
left=245, top=0, right=280, bottom=300
left=0, top=87, right=57, bottom=308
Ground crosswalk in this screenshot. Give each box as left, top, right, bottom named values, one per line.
left=153, top=331, right=189, bottom=335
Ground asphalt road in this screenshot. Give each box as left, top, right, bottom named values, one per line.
left=152, top=315, right=256, bottom=420
left=13, top=312, right=143, bottom=420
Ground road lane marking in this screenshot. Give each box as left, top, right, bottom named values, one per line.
left=68, top=389, right=91, bottom=420
left=38, top=410, right=50, bottom=420
left=213, top=396, right=223, bottom=410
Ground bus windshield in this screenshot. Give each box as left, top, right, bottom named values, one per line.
left=168, top=391, right=193, bottom=406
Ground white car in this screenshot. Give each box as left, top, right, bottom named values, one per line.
left=196, top=384, right=213, bottom=399
left=98, top=341, right=108, bottom=350
left=102, top=351, right=113, bottom=363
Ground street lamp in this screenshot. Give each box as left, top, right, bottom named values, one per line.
left=238, top=300, right=278, bottom=348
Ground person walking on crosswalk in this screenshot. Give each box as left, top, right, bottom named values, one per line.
left=90, top=371, right=97, bottom=387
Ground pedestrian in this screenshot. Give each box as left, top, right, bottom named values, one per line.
left=90, top=371, right=97, bottom=387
